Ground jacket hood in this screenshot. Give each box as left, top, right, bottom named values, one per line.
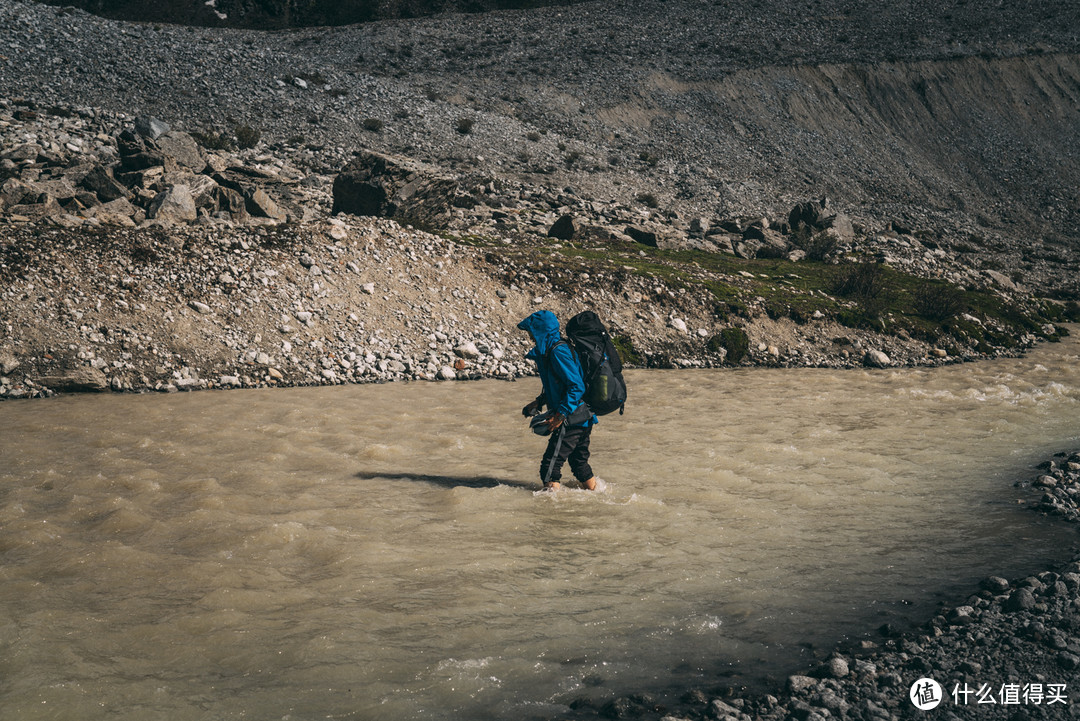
left=517, top=310, right=562, bottom=356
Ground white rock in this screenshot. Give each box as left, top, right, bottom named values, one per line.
left=454, top=342, right=481, bottom=359
left=670, top=318, right=688, bottom=333
left=362, top=283, right=376, bottom=295
left=189, top=301, right=211, bottom=314
left=864, top=349, right=891, bottom=367
left=438, top=366, right=457, bottom=380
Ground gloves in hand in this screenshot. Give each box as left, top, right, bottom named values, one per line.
left=545, top=412, right=565, bottom=432
left=522, top=398, right=543, bottom=417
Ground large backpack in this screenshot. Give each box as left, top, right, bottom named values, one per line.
left=557, top=310, right=628, bottom=416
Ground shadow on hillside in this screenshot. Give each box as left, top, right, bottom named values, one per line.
left=353, top=471, right=535, bottom=491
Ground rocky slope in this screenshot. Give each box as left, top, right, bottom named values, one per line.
left=36, top=0, right=578, bottom=29
left=2, top=0, right=1079, bottom=296
left=1, top=100, right=1073, bottom=399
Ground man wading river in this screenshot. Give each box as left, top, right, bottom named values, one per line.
left=517, top=310, right=602, bottom=492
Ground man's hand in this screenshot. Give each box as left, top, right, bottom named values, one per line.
left=522, top=398, right=543, bottom=417
left=545, top=412, right=565, bottom=432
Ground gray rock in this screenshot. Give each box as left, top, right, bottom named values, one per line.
left=437, top=366, right=456, bottom=380
left=79, top=165, right=128, bottom=202
left=0, top=353, right=19, bottom=375
left=1058, top=652, right=1080, bottom=670
left=162, top=172, right=218, bottom=209
left=134, top=116, right=170, bottom=140
left=37, top=366, right=108, bottom=393
left=1004, top=587, right=1036, bottom=612
left=149, top=184, right=198, bottom=222
left=87, top=197, right=139, bottom=226
left=948, top=606, right=977, bottom=625
left=981, top=576, right=1010, bottom=594
left=789, top=197, right=837, bottom=231
left=788, top=675, right=817, bottom=693
left=709, top=699, right=741, bottom=718
left=245, top=187, right=286, bottom=221
left=864, top=349, right=891, bottom=368
left=454, top=342, right=481, bottom=359
left=825, top=656, right=849, bottom=678
left=155, top=131, right=207, bottom=173
left=189, top=301, right=212, bottom=314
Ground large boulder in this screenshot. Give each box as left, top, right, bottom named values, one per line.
left=160, top=172, right=218, bottom=209
left=789, top=196, right=854, bottom=241
left=547, top=214, right=576, bottom=240
left=79, top=165, right=129, bottom=202
left=789, top=197, right=837, bottom=230
left=37, top=366, right=108, bottom=393
left=87, top=197, right=140, bottom=226
left=155, top=131, right=208, bottom=173
left=332, top=150, right=460, bottom=227
left=148, top=184, right=198, bottom=222
left=624, top=225, right=658, bottom=247
left=245, top=187, right=287, bottom=221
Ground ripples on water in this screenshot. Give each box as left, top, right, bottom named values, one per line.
left=2, top=337, right=1080, bottom=719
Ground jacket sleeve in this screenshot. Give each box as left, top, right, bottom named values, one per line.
left=550, top=343, right=586, bottom=417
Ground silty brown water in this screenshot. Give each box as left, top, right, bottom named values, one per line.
left=2, top=335, right=1079, bottom=720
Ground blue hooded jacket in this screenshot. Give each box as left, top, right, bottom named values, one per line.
left=518, top=310, right=595, bottom=427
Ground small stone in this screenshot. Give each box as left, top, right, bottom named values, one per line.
left=0, top=353, right=19, bottom=375
left=454, top=342, right=481, bottom=359
left=1058, top=652, right=1080, bottom=671
left=189, top=301, right=212, bottom=314
left=826, top=656, right=849, bottom=678
left=788, top=675, right=817, bottom=693
left=947, top=606, right=977, bottom=625
left=362, top=283, right=376, bottom=295
left=437, top=366, right=456, bottom=380
left=669, top=318, right=688, bottom=333
left=1004, top=587, right=1036, bottom=612
left=267, top=368, right=284, bottom=380
left=981, top=576, right=1010, bottom=594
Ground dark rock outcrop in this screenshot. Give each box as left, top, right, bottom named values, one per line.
left=332, top=150, right=460, bottom=227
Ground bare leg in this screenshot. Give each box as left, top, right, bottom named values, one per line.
left=583, top=477, right=597, bottom=491
left=542, top=481, right=561, bottom=492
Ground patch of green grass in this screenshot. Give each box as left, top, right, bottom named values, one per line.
left=611, top=334, right=642, bottom=366
left=462, top=236, right=1063, bottom=354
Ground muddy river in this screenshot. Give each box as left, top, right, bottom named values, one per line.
left=2, top=336, right=1080, bottom=719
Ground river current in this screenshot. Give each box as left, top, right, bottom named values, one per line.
left=3, top=336, right=1080, bottom=720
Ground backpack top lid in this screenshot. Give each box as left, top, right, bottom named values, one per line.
left=566, top=310, right=623, bottom=376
